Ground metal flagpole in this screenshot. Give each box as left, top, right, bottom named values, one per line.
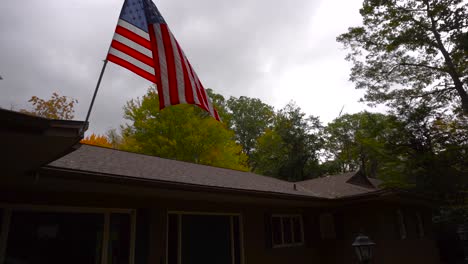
left=81, top=0, right=128, bottom=133
left=84, top=59, right=108, bottom=126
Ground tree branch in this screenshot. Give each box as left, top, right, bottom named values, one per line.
left=399, top=62, right=446, bottom=72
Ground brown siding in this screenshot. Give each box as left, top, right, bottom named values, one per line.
left=143, top=201, right=322, bottom=264
left=317, top=202, right=440, bottom=264
left=0, top=175, right=440, bottom=264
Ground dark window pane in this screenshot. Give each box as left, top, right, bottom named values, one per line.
left=292, top=217, right=303, bottom=243
left=0, top=209, right=3, bottom=238
left=135, top=209, right=150, bottom=264
left=5, top=211, right=103, bottom=264
left=167, top=214, right=179, bottom=264
left=109, top=213, right=131, bottom=264
left=232, top=216, right=241, bottom=264
left=283, top=217, right=293, bottom=244
left=181, top=215, right=231, bottom=264
left=271, top=217, right=282, bottom=246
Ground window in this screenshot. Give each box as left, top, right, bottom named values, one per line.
left=319, top=213, right=336, bottom=239
left=416, top=212, right=425, bottom=238
left=271, top=215, right=304, bottom=247
left=167, top=213, right=243, bottom=264
left=0, top=206, right=135, bottom=264
left=397, top=210, right=407, bottom=239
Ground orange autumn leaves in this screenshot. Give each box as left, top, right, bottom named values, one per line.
left=81, top=134, right=112, bottom=148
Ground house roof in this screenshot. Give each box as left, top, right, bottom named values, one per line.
left=46, top=145, right=383, bottom=200
left=1, top=109, right=86, bottom=177
left=296, top=171, right=382, bottom=199
left=47, top=145, right=323, bottom=198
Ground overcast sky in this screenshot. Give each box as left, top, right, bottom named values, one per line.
left=1, top=0, right=372, bottom=135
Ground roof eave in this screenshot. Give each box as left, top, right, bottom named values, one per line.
left=1, top=109, right=87, bottom=177
left=41, top=165, right=332, bottom=203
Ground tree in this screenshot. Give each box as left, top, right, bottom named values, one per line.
left=81, top=134, right=113, bottom=148
left=337, top=0, right=468, bottom=114
left=323, top=112, right=403, bottom=178
left=106, top=128, right=123, bottom=149
left=206, top=88, right=232, bottom=125
left=21, top=92, right=78, bottom=120
left=226, top=96, right=274, bottom=157
left=386, top=103, right=468, bottom=192
left=252, top=103, right=323, bottom=181
left=120, top=87, right=248, bottom=171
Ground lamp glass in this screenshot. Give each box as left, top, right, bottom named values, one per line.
left=352, top=234, right=375, bottom=262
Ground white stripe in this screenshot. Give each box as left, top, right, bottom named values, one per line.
left=153, top=25, right=171, bottom=108
left=204, top=90, right=216, bottom=117
left=108, top=48, right=155, bottom=75
left=194, top=73, right=209, bottom=109
left=113, top=33, right=153, bottom=58
left=169, top=31, right=186, bottom=104
left=182, top=53, right=200, bottom=105
left=118, top=19, right=150, bottom=40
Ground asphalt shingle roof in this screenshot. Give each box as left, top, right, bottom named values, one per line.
left=48, top=145, right=381, bottom=199
left=296, top=172, right=382, bottom=198
left=48, top=145, right=320, bottom=197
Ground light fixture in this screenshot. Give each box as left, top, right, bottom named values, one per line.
left=352, top=233, right=375, bottom=264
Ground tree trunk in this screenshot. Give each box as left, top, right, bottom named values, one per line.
left=426, top=0, right=468, bottom=115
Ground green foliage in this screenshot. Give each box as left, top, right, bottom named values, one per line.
left=226, top=96, right=274, bottom=156
left=337, top=0, right=468, bottom=114
left=252, top=102, right=323, bottom=181
left=120, top=87, right=248, bottom=171
left=387, top=103, right=468, bottom=193
left=206, top=88, right=231, bottom=125
left=322, top=108, right=468, bottom=193
left=323, top=112, right=403, bottom=178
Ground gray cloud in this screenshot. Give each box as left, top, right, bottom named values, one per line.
left=0, top=0, right=371, bottom=135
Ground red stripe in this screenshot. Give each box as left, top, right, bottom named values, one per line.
left=175, top=40, right=195, bottom=104
left=147, top=24, right=165, bottom=109
left=110, top=40, right=153, bottom=67
left=214, top=109, right=220, bottom=121
left=115, top=26, right=152, bottom=50
left=160, top=25, right=179, bottom=105
left=107, top=54, right=156, bottom=83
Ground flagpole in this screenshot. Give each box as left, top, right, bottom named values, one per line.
left=80, top=1, right=130, bottom=135
left=84, top=59, right=108, bottom=127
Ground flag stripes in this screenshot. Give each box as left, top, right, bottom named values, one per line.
left=106, top=0, right=220, bottom=121
left=108, top=19, right=156, bottom=83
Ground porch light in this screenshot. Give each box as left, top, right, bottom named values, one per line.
left=352, top=233, right=375, bottom=264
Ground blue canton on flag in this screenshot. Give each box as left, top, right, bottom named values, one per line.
left=106, top=0, right=220, bottom=121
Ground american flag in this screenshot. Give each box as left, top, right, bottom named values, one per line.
left=107, top=0, right=220, bottom=121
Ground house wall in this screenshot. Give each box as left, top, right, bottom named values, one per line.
left=317, top=202, right=440, bottom=264
left=143, top=200, right=322, bottom=264
left=0, top=178, right=323, bottom=264
left=0, top=174, right=440, bottom=264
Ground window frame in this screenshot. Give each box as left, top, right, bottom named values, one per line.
left=166, top=211, right=245, bottom=264
left=397, top=209, right=407, bottom=240
left=416, top=212, right=425, bottom=238
left=0, top=203, right=136, bottom=264
left=270, top=214, right=305, bottom=248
